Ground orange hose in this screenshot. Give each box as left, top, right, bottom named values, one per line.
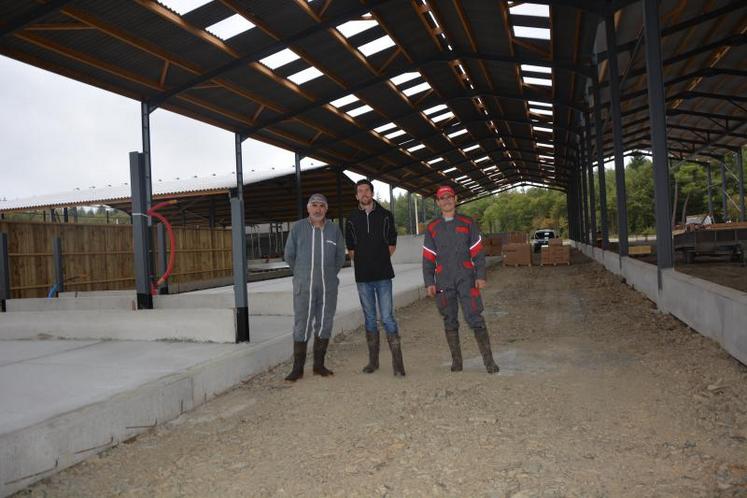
left=147, top=200, right=177, bottom=295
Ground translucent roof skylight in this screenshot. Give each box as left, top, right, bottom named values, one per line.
left=288, top=66, right=323, bottom=85
left=530, top=107, right=553, bottom=116
left=508, top=3, right=550, bottom=17
left=483, top=165, right=497, bottom=171
left=463, top=144, right=480, bottom=153
left=447, top=128, right=467, bottom=138
left=374, top=122, right=397, bottom=133
left=475, top=156, right=490, bottom=163
left=431, top=112, right=455, bottom=123
left=521, top=64, right=552, bottom=74
left=347, top=104, right=372, bottom=117
left=443, top=167, right=458, bottom=173
left=523, top=76, right=552, bottom=86
left=359, top=35, right=396, bottom=56
left=402, top=82, right=431, bottom=97
left=385, top=129, right=406, bottom=140
left=330, top=94, right=359, bottom=108
left=390, top=72, right=420, bottom=86
left=533, top=125, right=553, bottom=133
left=206, top=14, right=255, bottom=40
left=528, top=100, right=552, bottom=108
left=428, top=157, right=444, bottom=164
left=336, top=19, right=377, bottom=38
left=513, top=26, right=551, bottom=40
left=423, top=104, right=448, bottom=115
left=261, top=48, right=300, bottom=70
left=407, top=144, right=426, bottom=152
left=160, top=0, right=211, bottom=16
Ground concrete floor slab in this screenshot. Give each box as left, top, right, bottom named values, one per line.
left=0, top=340, right=99, bottom=367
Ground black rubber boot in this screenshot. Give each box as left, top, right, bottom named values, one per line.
left=474, top=327, right=500, bottom=374
left=285, top=341, right=307, bottom=382
left=362, top=331, right=380, bottom=373
left=445, top=329, right=463, bottom=372
left=313, top=337, right=334, bottom=377
left=386, top=333, right=406, bottom=377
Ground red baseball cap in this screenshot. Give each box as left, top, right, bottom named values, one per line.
left=435, top=185, right=455, bottom=199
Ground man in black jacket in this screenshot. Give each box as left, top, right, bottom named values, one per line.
left=345, top=179, right=405, bottom=376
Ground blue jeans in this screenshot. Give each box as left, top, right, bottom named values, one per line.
left=356, top=279, right=398, bottom=335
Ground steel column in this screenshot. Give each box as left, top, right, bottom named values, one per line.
left=407, top=192, right=413, bottom=234
left=232, top=133, right=249, bottom=343
left=643, top=0, right=674, bottom=273
left=389, top=184, right=394, bottom=212
left=585, top=113, right=597, bottom=242
left=156, top=223, right=168, bottom=295
left=706, top=164, right=713, bottom=217
left=129, top=151, right=153, bottom=310
left=720, top=159, right=728, bottom=222
left=208, top=198, right=216, bottom=228
left=140, top=102, right=155, bottom=283
left=591, top=80, right=609, bottom=249
left=580, top=149, right=590, bottom=244
left=295, top=153, right=303, bottom=220
left=737, top=148, right=745, bottom=222
left=0, top=233, right=9, bottom=312
left=53, top=237, right=64, bottom=296
left=63, top=207, right=68, bottom=223
left=336, top=166, right=344, bottom=231
left=605, top=15, right=629, bottom=257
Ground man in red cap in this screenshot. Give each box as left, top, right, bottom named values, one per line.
left=422, top=185, right=500, bottom=373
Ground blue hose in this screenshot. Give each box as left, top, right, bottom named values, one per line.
left=47, top=283, right=58, bottom=299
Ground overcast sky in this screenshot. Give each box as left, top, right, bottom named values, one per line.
left=0, top=55, right=399, bottom=203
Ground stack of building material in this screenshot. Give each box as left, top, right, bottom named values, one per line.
left=541, top=244, right=571, bottom=265
left=503, top=243, right=532, bottom=266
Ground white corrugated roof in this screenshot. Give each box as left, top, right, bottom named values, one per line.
left=0, top=165, right=324, bottom=212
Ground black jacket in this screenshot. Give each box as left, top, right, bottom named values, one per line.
left=345, top=201, right=397, bottom=282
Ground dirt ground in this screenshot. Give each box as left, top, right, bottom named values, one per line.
left=19, top=251, right=747, bottom=497
left=609, top=246, right=747, bottom=294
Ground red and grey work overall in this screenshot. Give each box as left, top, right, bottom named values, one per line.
left=422, top=214, right=486, bottom=331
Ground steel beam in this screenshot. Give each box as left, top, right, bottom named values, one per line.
left=0, top=233, right=9, bottom=312
left=0, top=0, right=74, bottom=37
left=643, top=0, right=674, bottom=274
left=129, top=151, right=153, bottom=310
left=605, top=15, right=629, bottom=257
left=592, top=77, right=609, bottom=249
left=232, top=133, right=249, bottom=343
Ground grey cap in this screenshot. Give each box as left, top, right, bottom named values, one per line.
left=307, top=193, right=328, bottom=206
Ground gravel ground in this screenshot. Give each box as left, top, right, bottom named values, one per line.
left=19, top=251, right=747, bottom=497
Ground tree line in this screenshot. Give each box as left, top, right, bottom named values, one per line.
left=381, top=147, right=746, bottom=237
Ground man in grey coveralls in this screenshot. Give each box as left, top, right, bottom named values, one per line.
left=284, top=193, right=346, bottom=382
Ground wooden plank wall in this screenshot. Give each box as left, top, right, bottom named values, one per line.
left=0, top=220, right=233, bottom=298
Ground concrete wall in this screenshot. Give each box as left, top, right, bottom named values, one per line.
left=391, top=234, right=425, bottom=264
left=621, top=257, right=659, bottom=303
left=0, top=309, right=237, bottom=342
left=572, top=241, right=747, bottom=366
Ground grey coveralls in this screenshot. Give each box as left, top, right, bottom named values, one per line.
left=285, top=218, right=346, bottom=342
left=422, top=213, right=486, bottom=331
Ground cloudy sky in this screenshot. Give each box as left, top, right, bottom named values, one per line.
left=0, top=55, right=396, bottom=203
